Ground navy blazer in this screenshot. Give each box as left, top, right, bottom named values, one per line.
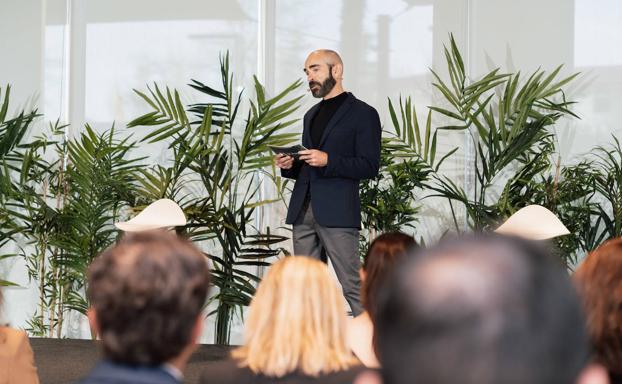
left=77, top=361, right=180, bottom=384
left=282, top=93, right=381, bottom=228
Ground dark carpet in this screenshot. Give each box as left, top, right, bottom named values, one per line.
left=31, top=338, right=233, bottom=384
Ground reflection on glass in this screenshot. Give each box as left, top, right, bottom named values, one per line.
left=275, top=0, right=435, bottom=125
left=84, top=0, right=258, bottom=130
left=574, top=0, right=622, bottom=67
left=43, top=0, right=68, bottom=124
left=388, top=5, right=433, bottom=78
left=273, top=0, right=467, bottom=246
left=44, top=25, right=66, bottom=122
left=568, top=0, right=622, bottom=157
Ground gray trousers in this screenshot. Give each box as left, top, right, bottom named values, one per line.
left=292, top=202, right=363, bottom=316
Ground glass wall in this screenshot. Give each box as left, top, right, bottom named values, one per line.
left=570, top=0, right=622, bottom=158
left=275, top=0, right=467, bottom=121
left=469, top=0, right=622, bottom=160
left=0, top=0, right=69, bottom=333
left=271, top=0, right=469, bottom=242
left=82, top=0, right=258, bottom=133
left=2, top=0, right=622, bottom=340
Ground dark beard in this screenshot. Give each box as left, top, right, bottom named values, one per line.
left=309, top=69, right=336, bottom=98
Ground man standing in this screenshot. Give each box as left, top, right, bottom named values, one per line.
left=275, top=49, right=381, bottom=316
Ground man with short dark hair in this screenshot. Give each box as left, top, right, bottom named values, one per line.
left=78, top=231, right=210, bottom=384
left=275, top=49, right=381, bottom=316
left=363, top=234, right=608, bottom=384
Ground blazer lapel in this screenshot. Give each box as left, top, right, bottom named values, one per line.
left=303, top=102, right=322, bottom=147
left=318, top=92, right=355, bottom=148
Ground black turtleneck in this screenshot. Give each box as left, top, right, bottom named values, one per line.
left=310, top=92, right=348, bottom=148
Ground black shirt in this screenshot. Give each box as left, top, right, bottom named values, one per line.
left=298, top=92, right=349, bottom=211
left=310, top=92, right=348, bottom=148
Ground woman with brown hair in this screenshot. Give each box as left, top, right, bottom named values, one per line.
left=0, top=291, right=39, bottom=384
left=574, top=237, right=622, bottom=383
left=200, top=256, right=363, bottom=383
left=347, top=232, right=416, bottom=368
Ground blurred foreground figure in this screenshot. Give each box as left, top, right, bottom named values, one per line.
left=347, top=232, right=416, bottom=368
left=200, top=256, right=363, bottom=384
left=0, top=291, right=39, bottom=384
left=575, top=238, right=622, bottom=384
left=363, top=233, right=607, bottom=384
left=78, top=231, right=210, bottom=384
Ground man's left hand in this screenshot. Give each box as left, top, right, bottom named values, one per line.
left=298, top=149, right=328, bottom=167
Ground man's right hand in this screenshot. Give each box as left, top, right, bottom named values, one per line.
left=275, top=154, right=294, bottom=169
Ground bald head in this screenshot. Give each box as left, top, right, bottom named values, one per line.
left=304, top=49, right=344, bottom=98
left=408, top=242, right=526, bottom=319
left=307, top=49, right=343, bottom=67
left=375, top=234, right=589, bottom=384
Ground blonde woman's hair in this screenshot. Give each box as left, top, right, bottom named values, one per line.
left=232, top=256, right=357, bottom=377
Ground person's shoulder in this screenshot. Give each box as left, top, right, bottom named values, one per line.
left=349, top=95, right=379, bottom=116
left=0, top=326, right=27, bottom=340
left=0, top=326, right=29, bottom=355
left=78, top=361, right=178, bottom=384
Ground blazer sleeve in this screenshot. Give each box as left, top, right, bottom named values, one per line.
left=9, top=331, right=39, bottom=384
left=323, top=106, right=381, bottom=180
left=280, top=159, right=303, bottom=179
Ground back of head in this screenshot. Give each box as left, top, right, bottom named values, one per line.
left=233, top=256, right=355, bottom=377
left=375, top=233, right=589, bottom=384
left=87, top=231, right=210, bottom=366
left=574, top=237, right=622, bottom=376
left=362, top=232, right=416, bottom=319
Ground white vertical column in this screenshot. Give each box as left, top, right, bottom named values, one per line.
left=463, top=0, right=474, bottom=231
left=255, top=0, right=276, bottom=278
left=257, top=0, right=276, bottom=96
left=67, top=0, right=86, bottom=137
left=58, top=0, right=70, bottom=128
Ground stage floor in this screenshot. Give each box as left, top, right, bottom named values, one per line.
left=31, top=338, right=233, bottom=384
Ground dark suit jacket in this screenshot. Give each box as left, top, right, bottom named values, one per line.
left=77, top=361, right=180, bottom=384
left=282, top=93, right=381, bottom=228
left=199, top=358, right=366, bottom=384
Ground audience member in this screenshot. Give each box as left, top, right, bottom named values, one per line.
left=0, top=291, right=39, bottom=384
left=200, top=256, right=363, bottom=384
left=78, top=231, right=210, bottom=384
left=347, top=232, right=416, bottom=368
left=367, top=233, right=607, bottom=384
left=575, top=237, right=622, bottom=383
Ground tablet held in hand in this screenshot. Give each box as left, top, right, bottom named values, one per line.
left=269, top=144, right=307, bottom=159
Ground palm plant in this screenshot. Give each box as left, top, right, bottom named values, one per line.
left=46, top=125, right=142, bottom=321
left=7, top=123, right=141, bottom=337
left=0, top=85, right=41, bottom=286
left=360, top=95, right=459, bottom=250
left=420, top=36, right=582, bottom=263
left=507, top=137, right=622, bottom=265
left=128, top=53, right=303, bottom=344
left=591, top=136, right=622, bottom=242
